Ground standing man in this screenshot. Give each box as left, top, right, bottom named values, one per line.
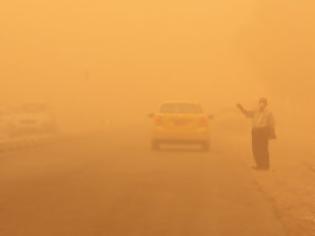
left=237, top=98, right=276, bottom=170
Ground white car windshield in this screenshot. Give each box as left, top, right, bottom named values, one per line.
left=13, top=104, right=48, bottom=114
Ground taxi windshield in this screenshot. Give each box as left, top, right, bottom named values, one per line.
left=160, top=103, right=203, bottom=114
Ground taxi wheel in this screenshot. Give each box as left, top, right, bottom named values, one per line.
left=151, top=140, right=160, bottom=151
left=202, top=142, right=210, bottom=152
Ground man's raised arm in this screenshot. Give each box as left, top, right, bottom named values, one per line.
left=237, top=103, right=254, bottom=118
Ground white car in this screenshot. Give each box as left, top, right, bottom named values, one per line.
left=7, top=103, right=57, bottom=137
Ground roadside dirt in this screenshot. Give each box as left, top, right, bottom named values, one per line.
left=221, top=133, right=315, bottom=236
left=253, top=143, right=315, bottom=236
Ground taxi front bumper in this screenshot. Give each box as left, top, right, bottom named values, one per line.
left=152, top=127, right=210, bottom=142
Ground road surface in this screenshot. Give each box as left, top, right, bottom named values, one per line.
left=0, top=132, right=286, bottom=236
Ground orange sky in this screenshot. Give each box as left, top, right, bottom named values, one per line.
left=0, top=0, right=260, bottom=104
left=0, top=0, right=314, bottom=132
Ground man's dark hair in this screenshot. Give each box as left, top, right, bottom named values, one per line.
left=259, top=97, right=268, bottom=105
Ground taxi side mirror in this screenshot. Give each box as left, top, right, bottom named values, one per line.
left=208, top=115, right=214, bottom=120
left=148, top=113, right=155, bottom=118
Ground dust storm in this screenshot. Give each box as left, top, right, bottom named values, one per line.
left=0, top=0, right=314, bottom=236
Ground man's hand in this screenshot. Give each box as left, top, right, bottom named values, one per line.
left=236, top=103, right=253, bottom=118
left=236, top=103, right=244, bottom=111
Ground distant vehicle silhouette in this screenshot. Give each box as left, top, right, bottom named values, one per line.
left=6, top=103, right=58, bottom=137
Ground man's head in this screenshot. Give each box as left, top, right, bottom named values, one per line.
left=258, top=97, right=268, bottom=111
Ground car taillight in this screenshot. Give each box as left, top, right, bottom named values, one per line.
left=155, top=116, right=162, bottom=125
left=199, top=117, right=208, bottom=126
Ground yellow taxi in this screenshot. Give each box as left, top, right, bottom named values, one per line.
left=149, top=102, right=213, bottom=151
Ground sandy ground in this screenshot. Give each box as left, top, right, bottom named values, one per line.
left=220, top=132, right=315, bottom=236
left=0, top=131, right=286, bottom=236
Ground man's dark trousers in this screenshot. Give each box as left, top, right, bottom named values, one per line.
left=252, top=127, right=270, bottom=169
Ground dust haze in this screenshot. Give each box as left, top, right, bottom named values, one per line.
left=1, top=1, right=313, bottom=134
left=0, top=0, right=314, bottom=235
left=0, top=0, right=260, bottom=130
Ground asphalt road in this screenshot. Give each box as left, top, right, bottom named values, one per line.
left=0, top=133, right=286, bottom=236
